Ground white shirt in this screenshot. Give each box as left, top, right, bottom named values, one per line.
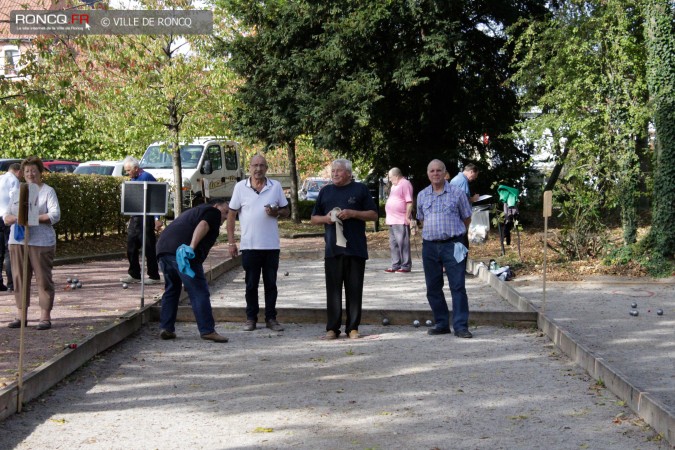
left=6, top=183, right=61, bottom=247
left=0, top=171, right=20, bottom=218
left=229, top=177, right=288, bottom=250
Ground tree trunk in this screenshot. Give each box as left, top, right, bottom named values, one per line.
left=168, top=98, right=183, bottom=217
left=287, top=139, right=300, bottom=223
left=620, top=137, right=639, bottom=245
left=543, top=145, right=569, bottom=192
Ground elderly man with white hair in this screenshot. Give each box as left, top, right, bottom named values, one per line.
left=311, top=159, right=378, bottom=340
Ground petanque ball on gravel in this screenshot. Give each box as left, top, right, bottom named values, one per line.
left=413, top=320, right=420, bottom=328
left=425, top=320, right=433, bottom=327
left=382, top=318, right=390, bottom=326
left=71, top=283, right=77, bottom=289
left=122, top=283, right=128, bottom=289
left=73, top=278, right=79, bottom=284
left=76, top=282, right=82, bottom=289
left=656, top=309, right=663, bottom=316
left=284, top=272, right=289, bottom=276
left=66, top=277, right=72, bottom=283
left=631, top=302, right=637, bottom=308
left=629, top=310, right=639, bottom=317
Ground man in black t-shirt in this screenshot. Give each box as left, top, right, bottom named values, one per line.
left=311, top=159, right=378, bottom=340
left=156, top=199, right=229, bottom=343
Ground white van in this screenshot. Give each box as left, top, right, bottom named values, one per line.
left=140, top=137, right=244, bottom=209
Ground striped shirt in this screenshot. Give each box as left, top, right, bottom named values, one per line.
left=416, top=181, right=472, bottom=241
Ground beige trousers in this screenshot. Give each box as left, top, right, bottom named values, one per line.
left=9, top=244, right=56, bottom=312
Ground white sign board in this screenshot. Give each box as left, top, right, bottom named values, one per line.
left=17, top=183, right=40, bottom=226
left=26, top=183, right=39, bottom=226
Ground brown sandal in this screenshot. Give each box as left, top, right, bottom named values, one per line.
left=36, top=320, right=52, bottom=330
left=7, top=319, right=22, bottom=328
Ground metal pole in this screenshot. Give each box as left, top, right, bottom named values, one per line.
left=516, top=224, right=522, bottom=260
left=140, top=182, right=147, bottom=308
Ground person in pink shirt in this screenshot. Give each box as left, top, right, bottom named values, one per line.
left=384, top=167, right=414, bottom=273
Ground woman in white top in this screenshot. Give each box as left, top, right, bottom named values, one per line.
left=3, top=156, right=61, bottom=330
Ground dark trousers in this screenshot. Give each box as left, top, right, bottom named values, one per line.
left=1, top=223, right=11, bottom=289
left=324, top=255, right=366, bottom=335
left=241, top=249, right=280, bottom=322
left=126, top=216, right=159, bottom=280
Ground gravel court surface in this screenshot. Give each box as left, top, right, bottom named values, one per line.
left=512, top=278, right=675, bottom=411
left=210, top=257, right=516, bottom=313
left=0, top=322, right=668, bottom=450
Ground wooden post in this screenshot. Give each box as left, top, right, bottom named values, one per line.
left=542, top=190, right=553, bottom=314
left=16, top=182, right=38, bottom=413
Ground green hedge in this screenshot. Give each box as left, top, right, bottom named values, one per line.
left=296, top=200, right=316, bottom=220
left=7, top=178, right=382, bottom=239
left=42, top=173, right=127, bottom=240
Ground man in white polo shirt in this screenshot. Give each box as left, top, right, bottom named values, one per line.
left=227, top=154, right=290, bottom=332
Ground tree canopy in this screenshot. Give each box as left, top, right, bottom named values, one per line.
left=218, top=0, right=548, bottom=191
left=509, top=0, right=650, bottom=248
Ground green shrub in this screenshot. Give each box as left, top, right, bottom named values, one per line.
left=604, top=238, right=675, bottom=278
left=296, top=200, right=316, bottom=220
left=43, top=172, right=127, bottom=240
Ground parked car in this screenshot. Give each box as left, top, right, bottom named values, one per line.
left=0, top=158, right=22, bottom=172
left=299, top=177, right=331, bottom=201
left=73, top=160, right=126, bottom=176
left=43, top=160, right=80, bottom=173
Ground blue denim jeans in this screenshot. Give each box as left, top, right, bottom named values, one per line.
left=159, top=254, right=215, bottom=336
left=241, top=249, right=280, bottom=322
left=422, top=240, right=470, bottom=332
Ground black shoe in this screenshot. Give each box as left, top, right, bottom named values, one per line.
left=427, top=327, right=451, bottom=335
left=265, top=319, right=284, bottom=331
left=0, top=284, right=7, bottom=292
left=454, top=329, right=473, bottom=338
left=160, top=330, right=176, bottom=340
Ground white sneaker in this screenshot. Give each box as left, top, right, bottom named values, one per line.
left=144, top=278, right=162, bottom=285
left=120, top=275, right=141, bottom=283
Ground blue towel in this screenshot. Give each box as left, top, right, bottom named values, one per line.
left=176, top=244, right=195, bottom=278
left=14, top=225, right=25, bottom=242
left=453, top=242, right=468, bottom=263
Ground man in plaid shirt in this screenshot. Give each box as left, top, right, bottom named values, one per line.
left=416, top=159, right=474, bottom=338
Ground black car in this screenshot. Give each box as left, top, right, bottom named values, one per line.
left=0, top=159, right=22, bottom=172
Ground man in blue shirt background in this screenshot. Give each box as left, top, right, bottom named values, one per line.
left=450, top=163, right=480, bottom=204
left=121, top=156, right=162, bottom=284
